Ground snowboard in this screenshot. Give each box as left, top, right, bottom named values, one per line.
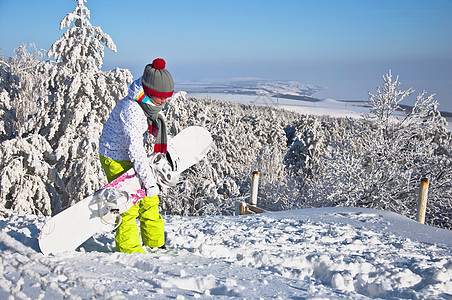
left=38, top=126, right=213, bottom=255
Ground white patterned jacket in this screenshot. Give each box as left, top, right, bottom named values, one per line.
left=99, top=78, right=162, bottom=191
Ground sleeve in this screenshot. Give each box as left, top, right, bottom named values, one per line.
left=119, top=103, right=158, bottom=191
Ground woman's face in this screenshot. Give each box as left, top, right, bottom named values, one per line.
left=150, top=96, right=168, bottom=105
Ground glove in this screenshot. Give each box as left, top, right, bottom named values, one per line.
left=146, top=185, right=160, bottom=198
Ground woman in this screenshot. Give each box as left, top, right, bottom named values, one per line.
left=99, top=58, right=174, bottom=253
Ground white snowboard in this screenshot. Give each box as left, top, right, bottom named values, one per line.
left=39, top=126, right=213, bottom=255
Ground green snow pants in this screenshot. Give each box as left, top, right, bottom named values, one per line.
left=99, top=155, right=165, bottom=253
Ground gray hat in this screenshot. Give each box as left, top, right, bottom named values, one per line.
left=142, top=58, right=174, bottom=98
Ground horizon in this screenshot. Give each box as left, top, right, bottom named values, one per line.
left=1, top=0, right=451, bottom=111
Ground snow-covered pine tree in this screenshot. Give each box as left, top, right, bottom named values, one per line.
left=0, top=0, right=132, bottom=215
left=43, top=0, right=132, bottom=210
left=0, top=44, right=58, bottom=215
left=284, top=116, right=328, bottom=185
left=48, top=0, right=116, bottom=72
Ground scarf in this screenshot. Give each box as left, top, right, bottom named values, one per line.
left=136, top=90, right=168, bottom=154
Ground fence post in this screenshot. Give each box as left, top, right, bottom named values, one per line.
left=237, top=171, right=265, bottom=216
left=250, top=171, right=259, bottom=206
left=238, top=202, right=246, bottom=216
left=416, top=178, right=429, bottom=224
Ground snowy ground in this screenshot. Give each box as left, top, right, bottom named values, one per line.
left=1, top=207, right=451, bottom=299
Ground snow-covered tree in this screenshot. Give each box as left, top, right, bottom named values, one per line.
left=0, top=0, right=132, bottom=215
left=297, top=71, right=451, bottom=229
left=0, top=135, right=57, bottom=215
left=285, top=116, right=328, bottom=184
left=367, top=70, right=413, bottom=128
left=160, top=95, right=300, bottom=215
left=0, top=43, right=51, bottom=139
left=48, top=0, right=116, bottom=72
left=42, top=0, right=132, bottom=210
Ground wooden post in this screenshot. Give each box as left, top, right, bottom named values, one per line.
left=250, top=171, right=259, bottom=206
left=239, top=202, right=245, bottom=216
left=238, top=202, right=265, bottom=215
left=237, top=171, right=265, bottom=216
left=417, top=178, right=429, bottom=224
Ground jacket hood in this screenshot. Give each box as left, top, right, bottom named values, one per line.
left=128, top=77, right=145, bottom=100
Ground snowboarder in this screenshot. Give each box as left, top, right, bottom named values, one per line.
left=98, top=58, right=174, bottom=253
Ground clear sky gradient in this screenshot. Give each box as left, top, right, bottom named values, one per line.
left=1, top=0, right=451, bottom=110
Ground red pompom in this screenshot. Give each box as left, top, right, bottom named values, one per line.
left=152, top=58, right=166, bottom=70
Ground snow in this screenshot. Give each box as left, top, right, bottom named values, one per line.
left=1, top=207, right=451, bottom=299
left=176, top=79, right=372, bottom=119
left=176, top=79, right=324, bottom=98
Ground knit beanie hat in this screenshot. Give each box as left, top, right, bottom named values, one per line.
left=142, top=58, right=174, bottom=98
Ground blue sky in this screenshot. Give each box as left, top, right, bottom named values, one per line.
left=1, top=0, right=452, bottom=110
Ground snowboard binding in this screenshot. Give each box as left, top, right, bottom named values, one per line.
left=95, top=188, right=133, bottom=230
left=149, top=153, right=180, bottom=189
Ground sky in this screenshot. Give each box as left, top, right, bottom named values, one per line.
left=1, top=0, right=452, bottom=111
